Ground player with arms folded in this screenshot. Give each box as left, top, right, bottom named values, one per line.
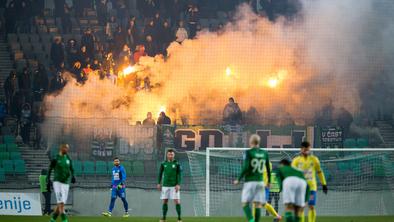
left=292, top=141, right=328, bottom=222
left=276, top=159, right=310, bottom=222
left=47, top=144, right=76, bottom=222
left=157, top=149, right=182, bottom=222
left=234, top=134, right=271, bottom=222
left=102, top=157, right=129, bottom=217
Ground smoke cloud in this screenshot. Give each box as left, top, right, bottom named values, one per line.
left=42, top=1, right=394, bottom=144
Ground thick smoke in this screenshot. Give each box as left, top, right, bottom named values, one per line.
left=42, top=1, right=394, bottom=145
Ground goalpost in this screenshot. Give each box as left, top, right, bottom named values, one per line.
left=186, top=148, right=394, bottom=217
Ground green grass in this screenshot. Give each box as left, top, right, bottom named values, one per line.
left=0, top=216, right=393, bottom=222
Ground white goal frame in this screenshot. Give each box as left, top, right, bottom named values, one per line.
left=205, top=147, right=394, bottom=217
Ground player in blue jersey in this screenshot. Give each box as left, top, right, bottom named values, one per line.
left=102, top=157, right=129, bottom=217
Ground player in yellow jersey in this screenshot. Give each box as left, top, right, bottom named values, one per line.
left=292, top=142, right=328, bottom=222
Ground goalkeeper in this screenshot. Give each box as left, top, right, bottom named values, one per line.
left=276, top=159, right=310, bottom=222
left=102, top=157, right=129, bottom=217
left=47, top=144, right=75, bottom=222
left=292, top=141, right=327, bottom=222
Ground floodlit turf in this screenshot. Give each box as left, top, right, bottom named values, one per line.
left=1, top=216, right=394, bottom=222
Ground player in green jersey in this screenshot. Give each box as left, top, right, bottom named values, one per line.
left=47, top=144, right=76, bottom=222
left=157, top=149, right=182, bottom=222
left=234, top=134, right=271, bottom=222
left=276, top=159, right=310, bottom=222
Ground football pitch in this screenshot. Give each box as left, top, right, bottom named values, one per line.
left=1, top=216, right=394, bottom=222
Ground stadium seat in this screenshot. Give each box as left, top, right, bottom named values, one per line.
left=95, top=161, right=107, bottom=175
left=0, top=168, right=5, bottom=182
left=83, top=161, right=95, bottom=175
left=0, top=144, right=6, bottom=152
left=3, top=135, right=16, bottom=144
left=121, top=161, right=132, bottom=174
left=2, top=160, right=14, bottom=174
left=7, top=143, right=19, bottom=152
left=343, top=138, right=357, bottom=148
left=357, top=138, right=369, bottom=148
left=0, top=152, right=9, bottom=160
left=73, top=160, right=83, bottom=176
left=14, top=160, right=26, bottom=175
left=132, top=161, right=144, bottom=176
left=10, top=152, right=21, bottom=160
left=107, top=161, right=114, bottom=173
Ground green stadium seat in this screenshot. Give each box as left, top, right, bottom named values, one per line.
left=107, top=161, right=114, bottom=173
left=14, top=160, right=26, bottom=175
left=0, top=144, right=6, bottom=152
left=83, top=161, right=95, bottom=175
left=10, top=152, right=21, bottom=160
left=0, top=152, right=10, bottom=160
left=343, top=138, right=357, bottom=148
left=96, top=161, right=107, bottom=175
left=357, top=138, right=369, bottom=148
left=3, top=135, right=16, bottom=144
left=2, top=160, right=14, bottom=174
left=132, top=161, right=144, bottom=176
left=73, top=160, right=83, bottom=176
left=6, top=143, right=19, bottom=152
left=121, top=161, right=132, bottom=175
left=0, top=168, right=5, bottom=182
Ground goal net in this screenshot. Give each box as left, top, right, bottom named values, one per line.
left=186, top=148, right=394, bottom=217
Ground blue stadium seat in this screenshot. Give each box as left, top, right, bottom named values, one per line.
left=14, top=160, right=26, bottom=175
left=2, top=160, right=14, bottom=174
left=83, top=161, right=95, bottom=175
left=95, top=161, right=107, bottom=175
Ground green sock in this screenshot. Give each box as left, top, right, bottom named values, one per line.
left=285, top=211, right=294, bottom=222
left=243, top=204, right=254, bottom=221
left=60, top=213, right=68, bottom=222
left=255, top=207, right=261, bottom=222
left=176, top=204, right=182, bottom=220
left=295, top=215, right=301, bottom=222
left=162, top=203, right=168, bottom=220
left=51, top=212, right=59, bottom=220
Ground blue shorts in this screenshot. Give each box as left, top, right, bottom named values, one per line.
left=265, top=187, right=270, bottom=202
left=111, top=187, right=126, bottom=199
left=308, top=190, right=317, bottom=206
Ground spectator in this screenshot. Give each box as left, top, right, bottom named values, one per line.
left=175, top=20, right=188, bottom=43
left=78, top=46, right=91, bottom=67
left=62, top=3, right=72, bottom=34
left=5, top=0, right=17, bottom=33
left=103, top=52, right=115, bottom=73
left=142, top=0, right=158, bottom=18
left=186, top=3, right=199, bottom=38
left=0, top=99, right=6, bottom=125
left=126, top=19, right=138, bottom=49
left=70, top=61, right=83, bottom=82
left=105, top=16, right=118, bottom=44
left=81, top=28, right=95, bottom=59
left=157, top=20, right=173, bottom=54
left=144, top=19, right=157, bottom=41
left=82, top=63, right=93, bottom=80
left=97, top=0, right=108, bottom=25
left=66, top=39, right=79, bottom=68
left=16, top=0, right=31, bottom=33
left=157, top=111, right=171, bottom=125
left=50, top=36, right=65, bottom=70
left=91, top=59, right=101, bottom=71
left=223, top=97, right=242, bottom=125
left=117, top=0, right=129, bottom=28
left=39, top=169, right=51, bottom=215
left=143, top=112, right=156, bottom=125
left=118, top=44, right=132, bottom=63
left=50, top=71, right=66, bottom=93
left=167, top=0, right=184, bottom=23
left=113, top=26, right=127, bottom=55
left=133, top=45, right=146, bottom=64
left=32, top=64, right=49, bottom=102
left=20, top=103, right=32, bottom=144
left=18, top=67, right=32, bottom=104
left=144, top=35, right=157, bottom=57
left=4, top=71, right=17, bottom=114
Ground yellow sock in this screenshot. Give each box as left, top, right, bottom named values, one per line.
left=308, top=208, right=316, bottom=222
left=300, top=210, right=305, bottom=222
left=264, top=203, right=279, bottom=217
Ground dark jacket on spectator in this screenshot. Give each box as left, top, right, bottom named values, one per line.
left=50, top=41, right=65, bottom=69
left=157, top=112, right=171, bottom=125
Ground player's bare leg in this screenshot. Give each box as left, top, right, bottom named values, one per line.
left=160, top=199, right=168, bottom=222
left=175, top=199, right=182, bottom=222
